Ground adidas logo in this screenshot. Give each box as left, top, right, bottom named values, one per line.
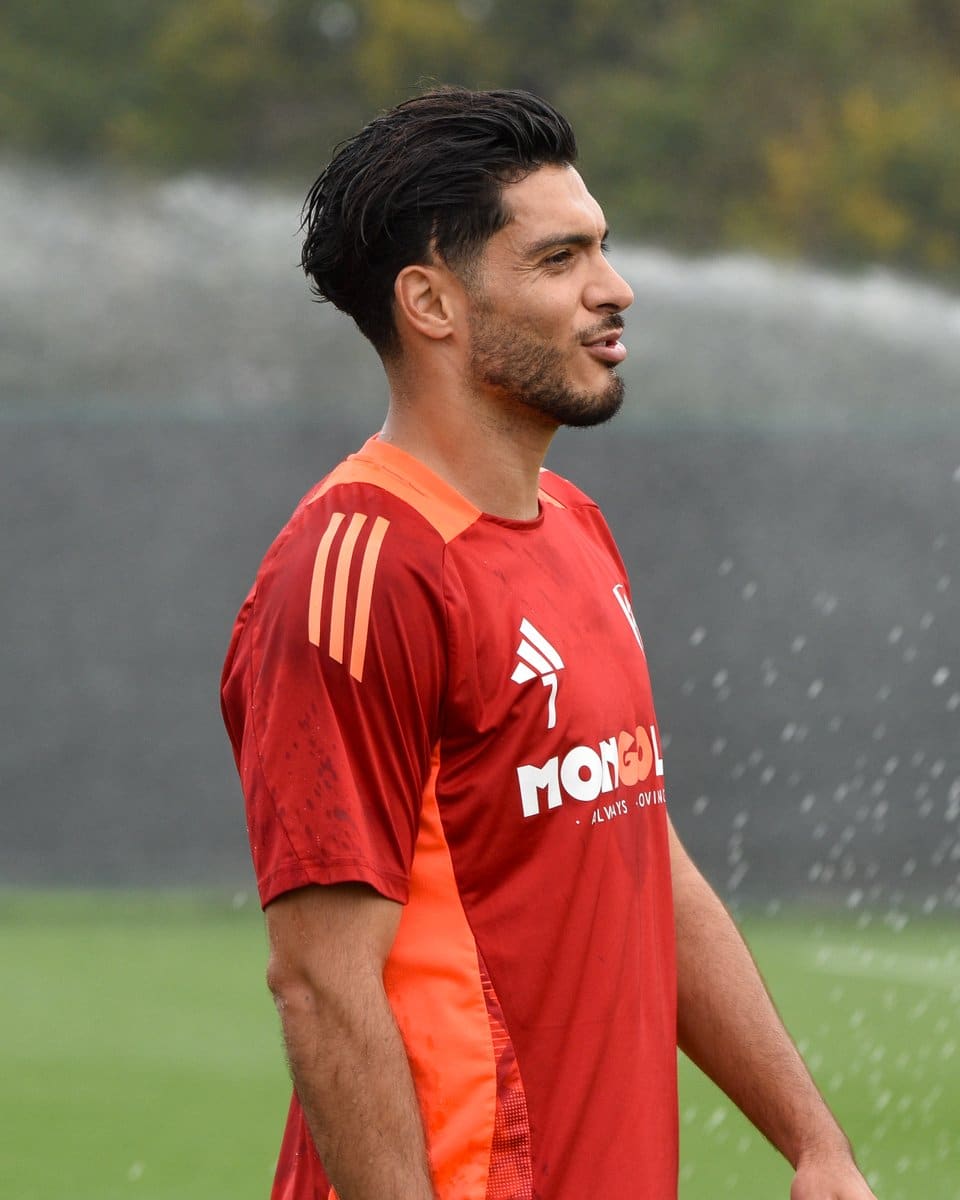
left=511, top=618, right=565, bottom=730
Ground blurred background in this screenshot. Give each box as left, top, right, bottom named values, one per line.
left=1, top=2, right=958, bottom=1198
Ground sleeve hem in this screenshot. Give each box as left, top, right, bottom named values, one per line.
left=257, top=858, right=411, bottom=910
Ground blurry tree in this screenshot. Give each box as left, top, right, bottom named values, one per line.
left=1, top=0, right=958, bottom=281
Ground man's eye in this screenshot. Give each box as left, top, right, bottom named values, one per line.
left=544, top=250, right=572, bottom=266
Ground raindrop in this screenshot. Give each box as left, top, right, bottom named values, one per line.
left=902, top=645, right=918, bottom=662
left=712, top=669, right=729, bottom=689
left=813, top=591, right=839, bottom=615
left=718, top=558, right=734, bottom=576
left=931, top=666, right=950, bottom=687
left=808, top=679, right=824, bottom=699
left=692, top=795, right=710, bottom=815
left=127, top=1162, right=145, bottom=1183
left=704, top=1107, right=727, bottom=1132
left=883, top=758, right=899, bottom=776
left=781, top=722, right=798, bottom=742
left=919, top=612, right=935, bottom=631
left=876, top=684, right=891, bottom=702
left=791, top=635, right=807, bottom=653
left=710, top=737, right=727, bottom=755
left=742, top=581, right=757, bottom=600
left=689, top=626, right=706, bottom=646
left=847, top=889, right=864, bottom=908
left=760, top=766, right=776, bottom=785
left=936, top=574, right=951, bottom=592
left=888, top=625, right=904, bottom=644
left=800, top=793, right=817, bottom=812
left=947, top=693, right=960, bottom=712
left=953, top=465, right=960, bottom=482
left=872, top=723, right=887, bottom=741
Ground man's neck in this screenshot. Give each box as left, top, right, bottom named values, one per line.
left=380, top=378, right=556, bottom=522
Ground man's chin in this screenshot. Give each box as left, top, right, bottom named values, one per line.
left=557, top=376, right=625, bottom=429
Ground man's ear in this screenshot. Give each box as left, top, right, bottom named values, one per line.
left=393, top=263, right=462, bottom=342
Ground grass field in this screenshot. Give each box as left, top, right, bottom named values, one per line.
left=1, top=891, right=957, bottom=1200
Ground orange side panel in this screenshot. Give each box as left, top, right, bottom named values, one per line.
left=307, top=437, right=481, bottom=545
left=382, top=753, right=497, bottom=1197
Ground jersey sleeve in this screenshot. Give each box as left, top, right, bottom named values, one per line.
left=221, top=488, right=448, bottom=908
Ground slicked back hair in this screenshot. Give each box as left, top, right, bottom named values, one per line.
left=300, top=87, right=578, bottom=357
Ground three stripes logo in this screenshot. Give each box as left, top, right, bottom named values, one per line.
left=511, top=618, right=565, bottom=730
left=307, top=511, right=390, bottom=682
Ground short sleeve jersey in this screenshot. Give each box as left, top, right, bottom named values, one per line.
left=221, top=437, right=678, bottom=1200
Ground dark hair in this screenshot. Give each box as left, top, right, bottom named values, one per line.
left=300, top=86, right=577, bottom=356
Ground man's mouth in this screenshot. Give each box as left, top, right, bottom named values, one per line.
left=581, top=323, right=627, bottom=365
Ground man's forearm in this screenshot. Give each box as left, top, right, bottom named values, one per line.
left=669, top=824, right=851, bottom=1168
left=274, top=972, right=435, bottom=1200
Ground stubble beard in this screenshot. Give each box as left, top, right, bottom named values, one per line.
left=467, top=306, right=625, bottom=429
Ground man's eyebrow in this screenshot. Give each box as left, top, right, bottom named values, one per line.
left=522, top=229, right=610, bottom=258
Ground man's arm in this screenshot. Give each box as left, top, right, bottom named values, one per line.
left=265, top=882, right=435, bottom=1200
left=668, top=818, right=877, bottom=1200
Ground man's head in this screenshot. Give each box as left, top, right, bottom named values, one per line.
left=301, top=87, right=578, bottom=359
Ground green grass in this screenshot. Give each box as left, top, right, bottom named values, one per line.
left=1, top=892, right=957, bottom=1199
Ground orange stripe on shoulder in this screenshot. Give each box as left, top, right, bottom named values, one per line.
left=538, top=484, right=565, bottom=509
left=307, top=437, right=481, bottom=544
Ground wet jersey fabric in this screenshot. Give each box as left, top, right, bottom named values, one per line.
left=221, top=436, right=678, bottom=1200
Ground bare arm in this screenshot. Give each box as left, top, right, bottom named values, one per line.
left=265, top=883, right=435, bottom=1200
left=668, top=818, right=877, bottom=1199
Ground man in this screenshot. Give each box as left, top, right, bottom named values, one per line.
left=221, top=87, right=876, bottom=1200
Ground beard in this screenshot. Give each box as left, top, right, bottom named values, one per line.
left=467, top=305, right=625, bottom=429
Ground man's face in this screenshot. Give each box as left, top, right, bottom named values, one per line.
left=464, top=165, right=634, bottom=428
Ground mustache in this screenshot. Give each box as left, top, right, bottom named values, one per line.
left=579, top=316, right=625, bottom=344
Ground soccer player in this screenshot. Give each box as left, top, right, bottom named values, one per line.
left=221, top=87, right=877, bottom=1200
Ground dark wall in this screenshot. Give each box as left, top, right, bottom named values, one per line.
left=3, top=414, right=957, bottom=910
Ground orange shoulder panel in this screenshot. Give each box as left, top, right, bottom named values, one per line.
left=308, top=437, right=481, bottom=544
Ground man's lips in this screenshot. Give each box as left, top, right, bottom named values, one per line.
left=581, top=325, right=627, bottom=365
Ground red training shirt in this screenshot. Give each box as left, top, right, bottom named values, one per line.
left=221, top=436, right=678, bottom=1199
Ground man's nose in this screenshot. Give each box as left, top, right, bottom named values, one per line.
left=585, top=255, right=634, bottom=313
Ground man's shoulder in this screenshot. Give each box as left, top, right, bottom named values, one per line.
left=537, top=467, right=602, bottom=513
left=292, top=436, right=482, bottom=548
